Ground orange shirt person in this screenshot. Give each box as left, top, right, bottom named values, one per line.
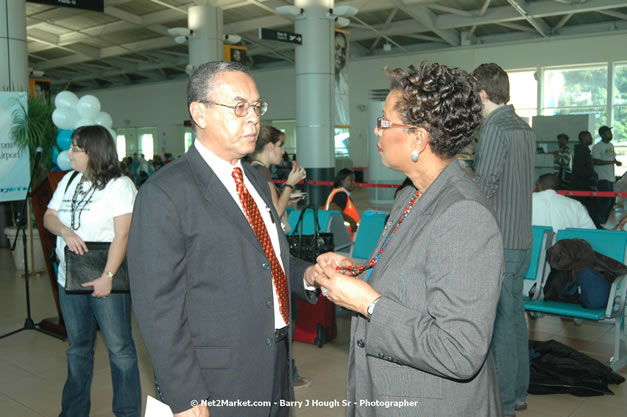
left=325, top=168, right=360, bottom=239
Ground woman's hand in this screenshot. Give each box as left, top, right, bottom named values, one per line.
left=61, top=228, right=88, bottom=255
left=286, top=164, right=306, bottom=188
left=314, top=255, right=380, bottom=316
left=316, top=252, right=355, bottom=270
left=83, top=273, right=113, bottom=298
left=613, top=214, right=627, bottom=231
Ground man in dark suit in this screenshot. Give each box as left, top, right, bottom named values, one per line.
left=127, top=61, right=318, bottom=417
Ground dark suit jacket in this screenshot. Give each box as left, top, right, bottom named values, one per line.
left=127, top=145, right=314, bottom=415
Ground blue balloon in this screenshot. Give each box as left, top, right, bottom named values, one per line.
left=51, top=146, right=60, bottom=163
left=56, top=129, right=73, bottom=150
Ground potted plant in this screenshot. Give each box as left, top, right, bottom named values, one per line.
left=4, top=94, right=57, bottom=272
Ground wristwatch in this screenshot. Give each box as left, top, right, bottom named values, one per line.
left=366, top=296, right=382, bottom=321
left=105, top=271, right=115, bottom=278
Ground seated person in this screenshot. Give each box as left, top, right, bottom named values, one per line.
left=532, top=173, right=595, bottom=231
left=325, top=168, right=360, bottom=239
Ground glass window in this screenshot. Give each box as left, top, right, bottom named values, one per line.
left=116, top=135, right=126, bottom=161
left=334, top=127, right=349, bottom=158
left=508, top=70, right=537, bottom=121
left=543, top=65, right=608, bottom=134
left=137, top=127, right=156, bottom=159
left=184, top=130, right=193, bottom=152
left=140, top=134, right=154, bottom=159
left=613, top=63, right=627, bottom=142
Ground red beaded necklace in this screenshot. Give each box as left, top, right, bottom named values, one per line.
left=336, top=190, right=421, bottom=280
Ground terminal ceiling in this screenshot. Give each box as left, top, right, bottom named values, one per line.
left=25, top=0, right=627, bottom=92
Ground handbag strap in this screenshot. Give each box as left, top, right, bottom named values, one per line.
left=292, top=206, right=324, bottom=255
left=64, top=171, right=80, bottom=195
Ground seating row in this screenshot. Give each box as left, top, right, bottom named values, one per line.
left=523, top=226, right=627, bottom=371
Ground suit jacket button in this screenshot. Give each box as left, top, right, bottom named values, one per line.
left=357, top=339, right=365, bottom=348
left=266, top=299, right=273, bottom=308
left=377, top=353, right=384, bottom=358
left=262, top=262, right=270, bottom=270
left=265, top=338, right=272, bottom=346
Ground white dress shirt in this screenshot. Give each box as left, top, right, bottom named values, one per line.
left=532, top=189, right=596, bottom=231
left=194, top=140, right=287, bottom=329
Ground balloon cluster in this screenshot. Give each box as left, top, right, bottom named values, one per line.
left=51, top=91, right=115, bottom=170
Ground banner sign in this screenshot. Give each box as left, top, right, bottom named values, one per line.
left=0, top=92, right=30, bottom=202
left=27, top=0, right=104, bottom=12
left=259, top=28, right=302, bottom=45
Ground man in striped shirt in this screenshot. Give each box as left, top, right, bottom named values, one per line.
left=472, top=63, right=537, bottom=417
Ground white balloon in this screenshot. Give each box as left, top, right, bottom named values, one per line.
left=52, top=108, right=79, bottom=130
left=54, top=91, right=78, bottom=109
left=57, top=151, right=72, bottom=171
left=94, top=112, right=113, bottom=128
left=76, top=95, right=101, bottom=119
left=74, top=118, right=95, bottom=129
left=106, top=127, right=117, bottom=140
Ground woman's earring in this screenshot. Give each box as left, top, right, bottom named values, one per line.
left=411, top=149, right=419, bottom=162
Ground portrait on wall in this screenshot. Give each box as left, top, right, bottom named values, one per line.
left=334, top=30, right=350, bottom=127
left=224, top=45, right=248, bottom=67
left=29, top=78, right=51, bottom=101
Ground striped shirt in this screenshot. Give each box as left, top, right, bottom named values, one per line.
left=474, top=105, right=536, bottom=250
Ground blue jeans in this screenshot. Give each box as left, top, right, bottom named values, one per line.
left=58, top=286, right=141, bottom=417
left=597, top=180, right=615, bottom=225
left=491, top=249, right=531, bottom=415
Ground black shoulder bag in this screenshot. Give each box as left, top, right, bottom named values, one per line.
left=286, top=206, right=335, bottom=263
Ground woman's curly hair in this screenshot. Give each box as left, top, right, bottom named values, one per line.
left=387, top=62, right=483, bottom=158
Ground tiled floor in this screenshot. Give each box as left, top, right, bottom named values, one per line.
left=1, top=189, right=625, bottom=417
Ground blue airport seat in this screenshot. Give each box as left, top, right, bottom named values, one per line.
left=350, top=211, right=388, bottom=262
left=523, top=225, right=554, bottom=301
left=524, top=228, right=627, bottom=370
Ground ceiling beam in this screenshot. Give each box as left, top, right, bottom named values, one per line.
left=368, top=8, right=399, bottom=53
left=103, top=6, right=143, bottom=25
left=598, top=10, right=627, bottom=21
left=507, top=0, right=551, bottom=37
left=553, top=13, right=573, bottom=33
left=437, top=0, right=627, bottom=29
left=34, top=36, right=175, bottom=70
left=392, top=0, right=459, bottom=46
left=496, top=22, right=538, bottom=33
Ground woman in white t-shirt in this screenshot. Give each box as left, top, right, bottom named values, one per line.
left=44, top=125, right=141, bottom=417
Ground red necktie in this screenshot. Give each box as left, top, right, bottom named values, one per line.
left=232, top=167, right=290, bottom=325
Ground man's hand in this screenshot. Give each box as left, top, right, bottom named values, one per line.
left=174, top=404, right=209, bottom=417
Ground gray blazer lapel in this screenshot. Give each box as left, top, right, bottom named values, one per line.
left=366, top=161, right=462, bottom=285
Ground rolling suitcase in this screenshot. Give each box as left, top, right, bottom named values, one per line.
left=293, top=295, right=337, bottom=347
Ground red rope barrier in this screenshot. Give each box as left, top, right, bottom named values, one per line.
left=272, top=179, right=627, bottom=196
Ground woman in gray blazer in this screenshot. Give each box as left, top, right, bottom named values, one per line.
left=315, top=62, right=505, bottom=417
